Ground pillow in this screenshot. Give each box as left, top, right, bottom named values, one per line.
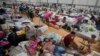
left=45, top=32, right=62, bottom=42
left=18, top=41, right=29, bottom=52
left=16, top=52, right=28, bottom=56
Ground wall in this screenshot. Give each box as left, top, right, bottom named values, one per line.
left=59, top=0, right=72, bottom=4
left=1, top=0, right=100, bottom=6
left=1, top=0, right=100, bottom=11
left=0, top=0, right=18, bottom=5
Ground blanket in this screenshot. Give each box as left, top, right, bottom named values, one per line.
left=40, top=32, right=62, bottom=42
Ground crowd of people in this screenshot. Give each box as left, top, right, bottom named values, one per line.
left=0, top=2, right=100, bottom=56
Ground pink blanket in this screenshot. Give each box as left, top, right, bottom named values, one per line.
left=43, top=11, right=52, bottom=20
left=74, top=15, right=83, bottom=22
left=0, top=41, right=9, bottom=46
left=27, top=37, right=40, bottom=54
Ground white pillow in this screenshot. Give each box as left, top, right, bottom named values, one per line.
left=38, top=25, right=48, bottom=33
left=16, top=52, right=28, bottom=56
left=18, top=41, right=29, bottom=52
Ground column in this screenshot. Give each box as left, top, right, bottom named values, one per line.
left=94, top=0, right=99, bottom=11
left=71, top=0, right=74, bottom=8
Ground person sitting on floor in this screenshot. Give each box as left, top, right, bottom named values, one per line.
left=63, top=31, right=77, bottom=49
left=43, top=9, right=53, bottom=23
left=90, top=35, right=96, bottom=43
left=56, top=17, right=67, bottom=27
left=79, top=35, right=97, bottom=55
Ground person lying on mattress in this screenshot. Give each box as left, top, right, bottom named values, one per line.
left=43, top=9, right=53, bottom=22
left=48, top=15, right=61, bottom=29
left=80, top=20, right=97, bottom=32
left=43, top=38, right=55, bottom=56
left=34, top=25, right=48, bottom=33
left=56, top=17, right=67, bottom=27
left=25, top=34, right=40, bottom=56
left=17, top=24, right=48, bottom=36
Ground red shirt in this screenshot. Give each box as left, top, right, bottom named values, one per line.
left=50, top=20, right=57, bottom=25
left=63, top=34, right=74, bottom=46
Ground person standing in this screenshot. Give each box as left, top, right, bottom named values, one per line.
left=2, top=2, right=6, bottom=7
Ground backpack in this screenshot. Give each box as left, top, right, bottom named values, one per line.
left=8, top=32, right=20, bottom=46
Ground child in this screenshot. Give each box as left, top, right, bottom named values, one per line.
left=43, top=38, right=55, bottom=56
left=90, top=35, right=96, bottom=43
left=49, top=16, right=61, bottom=29
left=37, top=41, right=43, bottom=56
left=56, top=17, right=66, bottom=27
left=25, top=35, right=40, bottom=56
